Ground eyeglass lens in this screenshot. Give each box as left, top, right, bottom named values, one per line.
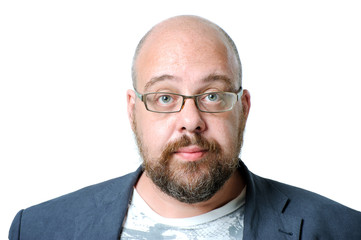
left=144, top=92, right=236, bottom=113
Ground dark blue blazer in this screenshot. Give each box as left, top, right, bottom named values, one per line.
left=9, top=161, right=361, bottom=239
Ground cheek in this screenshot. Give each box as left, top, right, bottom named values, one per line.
left=209, top=113, right=241, bottom=150
left=135, top=109, right=175, bottom=156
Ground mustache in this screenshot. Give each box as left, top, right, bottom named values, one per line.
left=161, top=135, right=220, bottom=161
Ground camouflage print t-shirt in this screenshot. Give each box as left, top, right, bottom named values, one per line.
left=120, top=187, right=246, bottom=240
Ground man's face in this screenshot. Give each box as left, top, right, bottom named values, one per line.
left=127, top=22, right=250, bottom=203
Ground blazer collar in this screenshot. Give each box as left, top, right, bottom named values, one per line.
left=74, top=167, right=143, bottom=240
left=73, top=161, right=303, bottom=239
left=240, top=160, right=303, bottom=239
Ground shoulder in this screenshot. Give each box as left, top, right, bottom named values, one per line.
left=9, top=167, right=142, bottom=240
left=265, top=176, right=360, bottom=216
left=242, top=161, right=361, bottom=218
left=253, top=173, right=361, bottom=237
left=25, top=168, right=140, bottom=215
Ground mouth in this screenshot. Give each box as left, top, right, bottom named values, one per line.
left=173, top=145, right=208, bottom=161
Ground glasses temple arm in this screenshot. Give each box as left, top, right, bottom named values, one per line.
left=237, top=87, right=243, bottom=101
left=134, top=90, right=144, bottom=101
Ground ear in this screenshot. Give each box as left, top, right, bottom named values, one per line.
left=126, top=89, right=136, bottom=131
left=241, top=89, right=251, bottom=120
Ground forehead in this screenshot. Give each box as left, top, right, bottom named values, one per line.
left=143, top=74, right=235, bottom=93
left=134, top=20, right=240, bottom=92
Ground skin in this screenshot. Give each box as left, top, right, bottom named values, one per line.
left=127, top=16, right=251, bottom=218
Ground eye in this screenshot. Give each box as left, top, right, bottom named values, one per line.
left=158, top=94, right=173, bottom=104
left=205, top=93, right=219, bottom=102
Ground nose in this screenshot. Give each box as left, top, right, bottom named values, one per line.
left=177, top=98, right=206, bottom=133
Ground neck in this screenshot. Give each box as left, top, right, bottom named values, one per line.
left=135, top=169, right=245, bottom=218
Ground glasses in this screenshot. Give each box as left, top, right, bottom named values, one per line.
left=134, top=87, right=243, bottom=113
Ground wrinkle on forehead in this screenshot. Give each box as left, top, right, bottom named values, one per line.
left=143, top=73, right=235, bottom=93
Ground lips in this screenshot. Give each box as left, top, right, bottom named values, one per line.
left=174, top=145, right=207, bottom=161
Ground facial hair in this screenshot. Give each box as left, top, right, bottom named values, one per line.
left=133, top=114, right=245, bottom=204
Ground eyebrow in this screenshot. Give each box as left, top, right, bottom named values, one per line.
left=144, top=74, right=176, bottom=92
left=143, top=73, right=234, bottom=92
left=202, top=74, right=233, bottom=88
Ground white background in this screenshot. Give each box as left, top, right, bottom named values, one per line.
left=1, top=0, right=360, bottom=237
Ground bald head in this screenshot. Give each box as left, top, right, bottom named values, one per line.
left=132, top=15, right=242, bottom=89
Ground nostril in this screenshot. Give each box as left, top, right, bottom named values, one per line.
left=181, top=125, right=202, bottom=131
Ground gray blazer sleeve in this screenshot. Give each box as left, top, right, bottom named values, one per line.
left=9, top=210, right=23, bottom=240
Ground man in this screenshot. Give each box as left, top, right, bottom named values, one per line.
left=9, top=15, right=361, bottom=240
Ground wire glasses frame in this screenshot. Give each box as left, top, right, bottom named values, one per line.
left=134, top=87, right=243, bottom=113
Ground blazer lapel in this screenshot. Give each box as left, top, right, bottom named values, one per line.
left=71, top=162, right=302, bottom=239
left=240, top=161, right=303, bottom=239
left=74, top=167, right=142, bottom=240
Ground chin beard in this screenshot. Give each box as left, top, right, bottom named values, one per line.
left=140, top=134, right=240, bottom=204
left=133, top=114, right=245, bottom=204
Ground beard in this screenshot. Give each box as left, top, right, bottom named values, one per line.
left=133, top=115, right=245, bottom=204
